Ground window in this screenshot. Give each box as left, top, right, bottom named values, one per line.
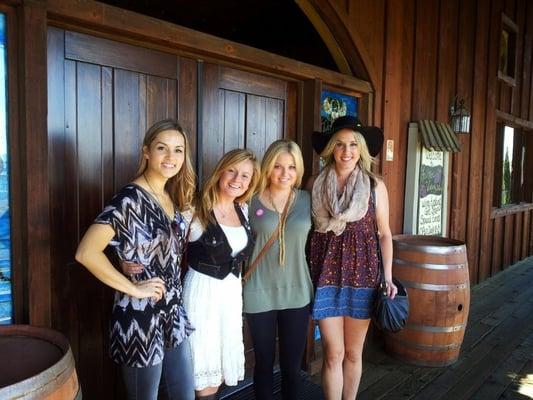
left=501, top=126, right=514, bottom=205
left=498, top=13, right=518, bottom=86
left=0, top=12, right=11, bottom=324
left=494, top=124, right=532, bottom=208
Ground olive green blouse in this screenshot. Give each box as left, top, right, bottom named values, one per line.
left=243, top=189, right=314, bottom=314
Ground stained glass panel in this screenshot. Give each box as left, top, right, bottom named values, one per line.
left=0, top=13, right=12, bottom=324
left=320, top=89, right=358, bottom=132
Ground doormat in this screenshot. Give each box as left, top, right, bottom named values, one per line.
left=220, top=371, right=324, bottom=400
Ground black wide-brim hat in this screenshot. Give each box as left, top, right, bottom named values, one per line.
left=312, top=115, right=384, bottom=157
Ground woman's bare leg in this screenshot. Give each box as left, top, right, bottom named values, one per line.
left=341, top=318, right=370, bottom=399
left=318, top=317, right=345, bottom=400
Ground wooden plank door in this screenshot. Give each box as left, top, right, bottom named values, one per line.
left=47, top=28, right=196, bottom=399
left=201, top=63, right=296, bottom=178
left=201, top=63, right=297, bottom=376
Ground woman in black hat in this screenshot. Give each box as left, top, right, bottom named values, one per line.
left=308, top=115, right=397, bottom=399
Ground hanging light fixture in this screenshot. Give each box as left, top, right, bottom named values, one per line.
left=450, top=97, right=471, bottom=134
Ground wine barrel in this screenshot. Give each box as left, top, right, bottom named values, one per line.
left=0, top=325, right=81, bottom=399
left=384, top=235, right=470, bottom=367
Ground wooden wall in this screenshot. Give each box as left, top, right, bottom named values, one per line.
left=6, top=0, right=533, bottom=396
left=316, top=0, right=533, bottom=285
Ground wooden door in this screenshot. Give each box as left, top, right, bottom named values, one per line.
left=47, top=28, right=197, bottom=399
left=48, top=29, right=298, bottom=398
left=201, top=63, right=297, bottom=178
left=202, top=63, right=297, bottom=376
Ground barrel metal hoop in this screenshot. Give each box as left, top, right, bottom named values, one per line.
left=405, top=323, right=466, bottom=333
left=388, top=355, right=459, bottom=367
left=387, top=335, right=461, bottom=351
left=0, top=346, right=75, bottom=399
left=402, top=280, right=468, bottom=291
left=393, top=258, right=466, bottom=270
left=393, top=241, right=466, bottom=255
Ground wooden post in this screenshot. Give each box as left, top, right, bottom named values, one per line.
left=299, top=79, right=321, bottom=185
left=17, top=0, right=51, bottom=326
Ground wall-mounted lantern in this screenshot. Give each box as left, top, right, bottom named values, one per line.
left=450, top=98, right=471, bottom=134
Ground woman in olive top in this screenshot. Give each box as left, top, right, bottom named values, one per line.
left=243, top=139, right=314, bottom=400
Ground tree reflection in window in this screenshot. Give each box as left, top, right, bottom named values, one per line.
left=501, top=126, right=514, bottom=206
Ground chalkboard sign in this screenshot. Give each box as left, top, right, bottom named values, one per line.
left=404, top=123, right=449, bottom=236
left=417, top=148, right=445, bottom=235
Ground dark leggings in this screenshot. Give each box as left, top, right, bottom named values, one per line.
left=246, top=304, right=310, bottom=400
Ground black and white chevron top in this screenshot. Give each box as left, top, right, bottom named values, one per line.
left=95, top=183, right=194, bottom=367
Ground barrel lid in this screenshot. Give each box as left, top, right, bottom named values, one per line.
left=393, top=234, right=466, bottom=254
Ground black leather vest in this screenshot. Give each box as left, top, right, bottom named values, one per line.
left=187, top=203, right=255, bottom=279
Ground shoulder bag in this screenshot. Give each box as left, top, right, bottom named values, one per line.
left=371, top=191, right=409, bottom=332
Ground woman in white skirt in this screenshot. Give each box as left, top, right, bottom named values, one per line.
left=184, top=148, right=260, bottom=399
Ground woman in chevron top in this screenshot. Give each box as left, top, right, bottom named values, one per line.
left=75, top=119, right=196, bottom=400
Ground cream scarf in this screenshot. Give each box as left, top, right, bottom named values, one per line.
left=312, top=165, right=370, bottom=235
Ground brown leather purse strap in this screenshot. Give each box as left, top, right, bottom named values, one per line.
left=242, top=193, right=292, bottom=282
left=242, top=227, right=279, bottom=282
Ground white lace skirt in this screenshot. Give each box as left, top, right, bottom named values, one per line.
left=182, top=268, right=245, bottom=390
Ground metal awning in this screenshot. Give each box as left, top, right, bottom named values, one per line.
left=418, top=120, right=461, bottom=152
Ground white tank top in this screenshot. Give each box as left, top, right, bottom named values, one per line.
left=219, top=224, right=248, bottom=257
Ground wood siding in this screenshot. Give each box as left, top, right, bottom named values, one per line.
left=7, top=0, right=533, bottom=397
left=319, top=0, right=533, bottom=285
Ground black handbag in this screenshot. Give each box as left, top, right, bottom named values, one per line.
left=373, top=276, right=409, bottom=332
left=371, top=191, right=409, bottom=332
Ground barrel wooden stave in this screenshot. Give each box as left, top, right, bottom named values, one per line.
left=385, top=235, right=470, bottom=367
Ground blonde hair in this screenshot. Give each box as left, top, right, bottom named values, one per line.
left=320, top=129, right=379, bottom=183
left=257, top=140, right=304, bottom=266
left=258, top=139, right=304, bottom=194
left=135, top=119, right=196, bottom=212
left=196, top=148, right=260, bottom=228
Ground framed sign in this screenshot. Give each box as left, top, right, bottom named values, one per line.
left=404, top=123, right=449, bottom=236
left=417, top=149, right=445, bottom=235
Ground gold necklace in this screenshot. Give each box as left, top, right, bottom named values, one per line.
left=143, top=174, right=176, bottom=220
left=215, top=203, right=234, bottom=219
left=268, top=188, right=293, bottom=214
left=143, top=174, right=173, bottom=217
left=143, top=174, right=166, bottom=199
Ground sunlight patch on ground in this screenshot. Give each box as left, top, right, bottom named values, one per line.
left=518, top=374, right=533, bottom=398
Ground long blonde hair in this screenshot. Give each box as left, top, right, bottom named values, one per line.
left=258, top=140, right=304, bottom=266
left=258, top=139, right=304, bottom=194
left=135, top=119, right=196, bottom=211
left=320, top=129, right=378, bottom=183
left=196, top=148, right=260, bottom=228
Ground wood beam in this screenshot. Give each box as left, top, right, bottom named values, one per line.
left=496, top=109, right=533, bottom=129
left=294, top=0, right=352, bottom=75
left=296, top=0, right=378, bottom=90
left=46, top=0, right=372, bottom=94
